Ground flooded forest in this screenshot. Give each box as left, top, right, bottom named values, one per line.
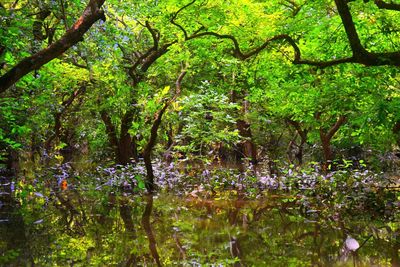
left=1, top=0, right=400, bottom=266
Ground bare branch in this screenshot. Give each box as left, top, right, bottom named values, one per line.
left=170, top=0, right=197, bottom=39
left=145, top=21, right=160, bottom=50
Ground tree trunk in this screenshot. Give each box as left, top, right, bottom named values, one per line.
left=236, top=119, right=257, bottom=164
left=286, top=119, right=308, bottom=165
left=117, top=134, right=134, bottom=165
left=317, top=114, right=347, bottom=171
left=100, top=110, right=137, bottom=165
left=393, top=120, right=400, bottom=146
left=143, top=71, right=186, bottom=192
left=320, top=135, right=334, bottom=164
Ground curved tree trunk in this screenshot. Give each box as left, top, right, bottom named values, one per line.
left=316, top=114, right=347, bottom=171
left=143, top=71, right=186, bottom=192
left=100, top=109, right=138, bottom=165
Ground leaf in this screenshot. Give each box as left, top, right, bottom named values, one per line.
left=34, top=192, right=44, bottom=198
left=138, top=181, right=146, bottom=189
left=161, top=86, right=171, bottom=97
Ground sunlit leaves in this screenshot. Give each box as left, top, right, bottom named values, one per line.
left=176, top=87, right=240, bottom=154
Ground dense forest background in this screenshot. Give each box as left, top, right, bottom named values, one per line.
left=1, top=1, right=400, bottom=266
left=1, top=0, right=400, bottom=185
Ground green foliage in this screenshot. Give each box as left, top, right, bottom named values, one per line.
left=0, top=0, right=400, bottom=173
left=175, top=86, right=240, bottom=155
left=2, top=1, right=400, bottom=265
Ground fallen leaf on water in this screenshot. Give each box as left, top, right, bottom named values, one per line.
left=345, top=236, right=360, bottom=251
left=33, top=219, right=44, bottom=224
left=60, top=180, right=68, bottom=190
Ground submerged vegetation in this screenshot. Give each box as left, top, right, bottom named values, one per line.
left=1, top=0, right=400, bottom=266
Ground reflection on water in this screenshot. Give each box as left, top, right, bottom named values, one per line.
left=0, top=189, right=399, bottom=266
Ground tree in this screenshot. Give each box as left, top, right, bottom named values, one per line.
left=143, top=71, right=186, bottom=192
left=1, top=0, right=400, bottom=176
left=0, top=0, right=106, bottom=94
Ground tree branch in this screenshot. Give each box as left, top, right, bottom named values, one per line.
left=45, top=85, right=86, bottom=151
left=286, top=118, right=308, bottom=142
left=0, top=0, right=106, bottom=94
left=328, top=0, right=400, bottom=66
left=125, top=21, right=178, bottom=84
left=374, top=0, right=400, bottom=11
left=61, top=85, right=86, bottom=110
left=326, top=115, right=347, bottom=141
left=282, top=0, right=304, bottom=16
left=170, top=0, right=197, bottom=39
left=59, top=0, right=70, bottom=30
left=334, top=0, right=368, bottom=57
left=169, top=0, right=400, bottom=68
left=144, top=71, right=187, bottom=157
left=145, top=20, right=160, bottom=50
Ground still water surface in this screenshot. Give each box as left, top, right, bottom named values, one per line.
left=0, top=190, right=399, bottom=266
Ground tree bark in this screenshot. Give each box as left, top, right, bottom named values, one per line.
left=392, top=120, right=400, bottom=146
left=118, top=110, right=136, bottom=164
left=230, top=89, right=257, bottom=165
left=373, top=0, right=400, bottom=11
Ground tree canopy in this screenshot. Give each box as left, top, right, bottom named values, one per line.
left=0, top=0, right=399, bottom=178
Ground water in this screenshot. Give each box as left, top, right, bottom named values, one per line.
left=1, top=188, right=399, bottom=266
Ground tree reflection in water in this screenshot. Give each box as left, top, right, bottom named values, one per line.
left=0, top=189, right=399, bottom=266
left=141, top=194, right=161, bottom=267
